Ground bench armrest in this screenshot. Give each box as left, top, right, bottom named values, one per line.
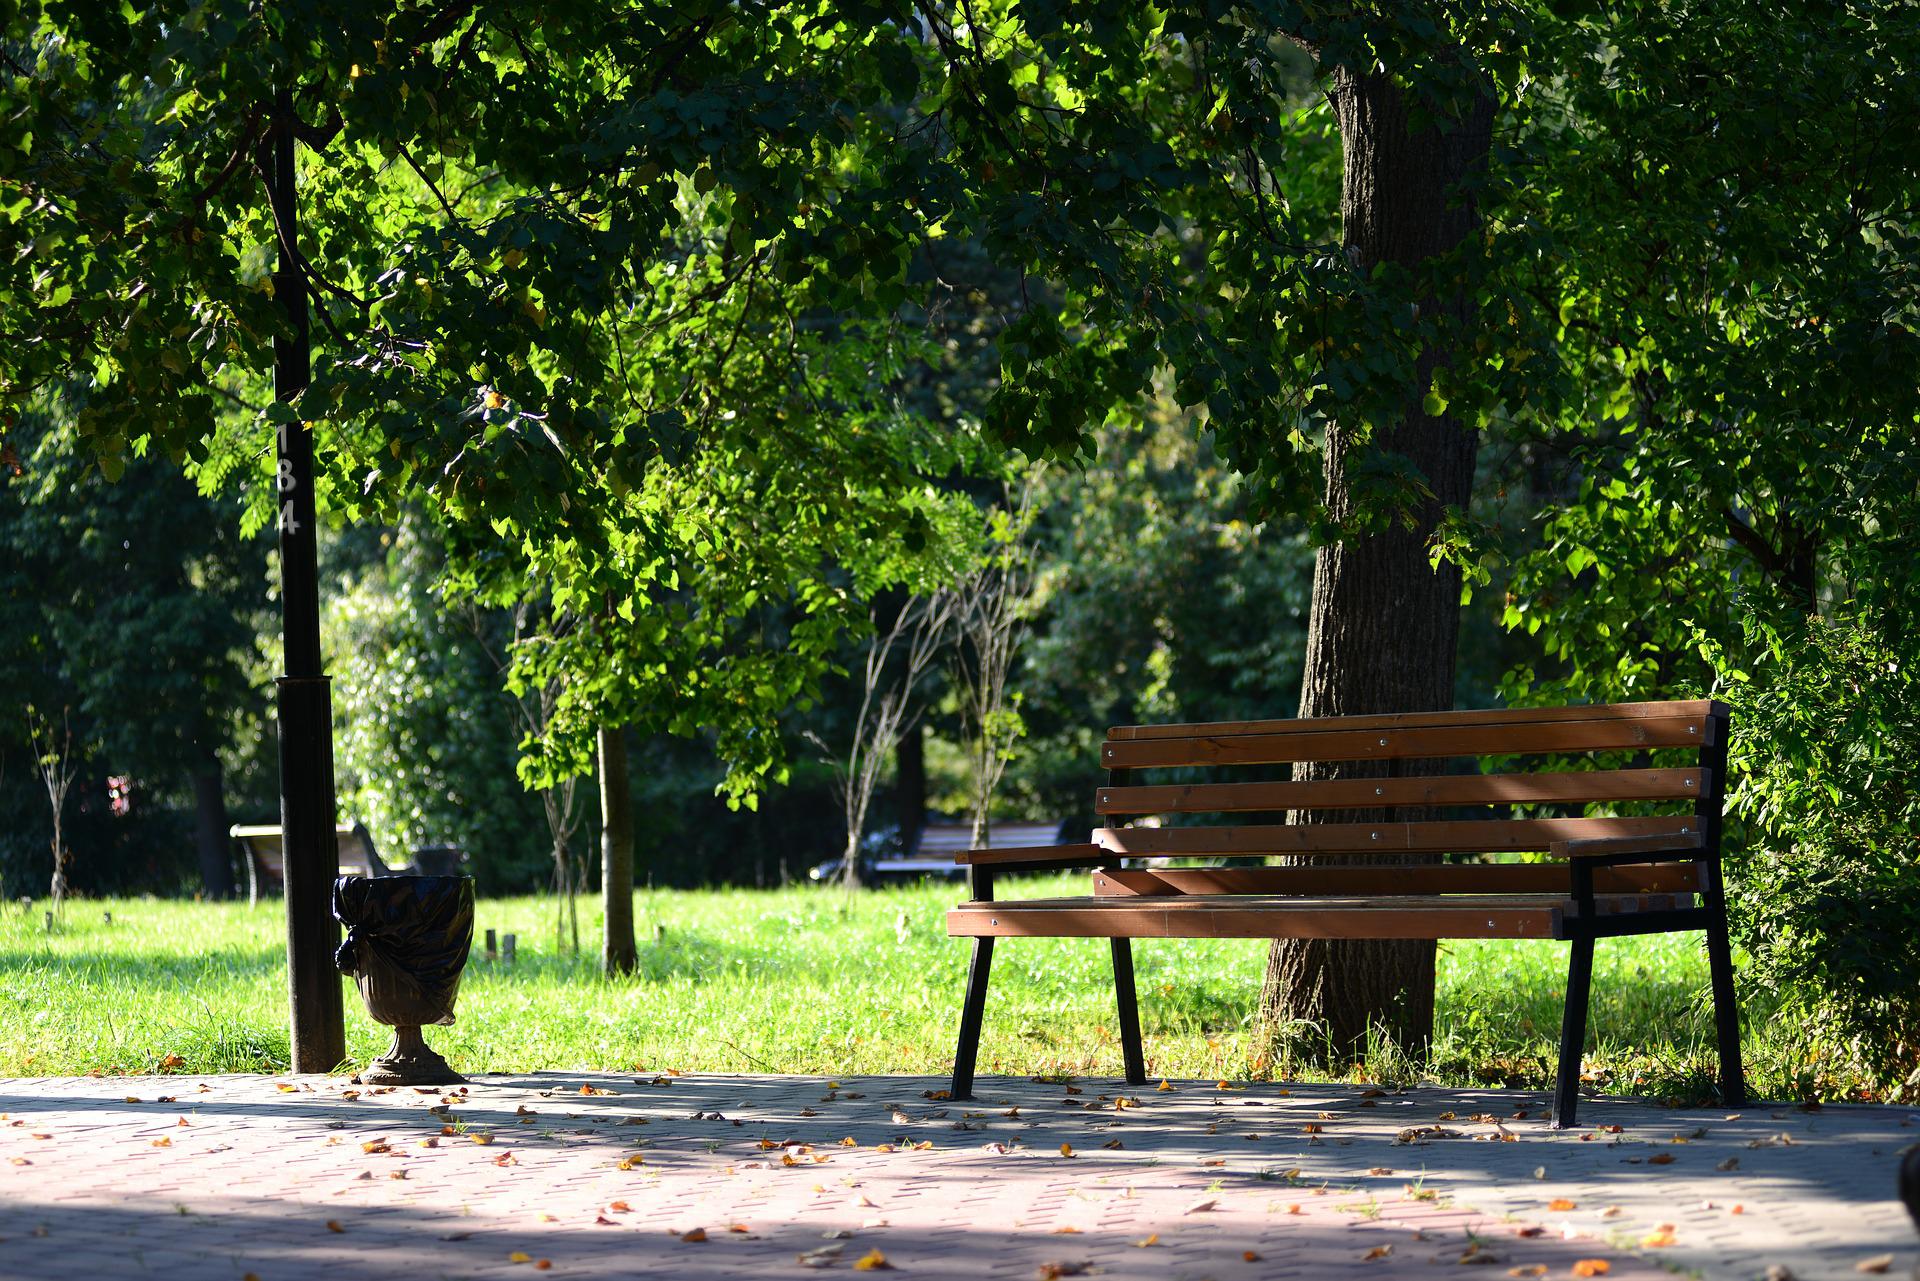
left=1551, top=831, right=1706, bottom=863
left=953, top=843, right=1110, bottom=871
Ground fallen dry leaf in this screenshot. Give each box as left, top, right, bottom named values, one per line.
left=1571, top=1261, right=1611, bottom=1277
left=853, top=1247, right=893, bottom=1271
left=1716, top=1157, right=1740, bottom=1171
left=798, top=1244, right=846, bottom=1268
left=681, top=1227, right=708, bottom=1242
left=1646, top=1153, right=1675, bottom=1165
left=1059, top=1143, right=1075, bottom=1158
left=1102, top=1139, right=1123, bottom=1150
left=1508, top=1268, right=1547, bottom=1278
left=1854, top=1256, right=1894, bottom=1275
left=1038, top=1263, right=1091, bottom=1279
left=1363, top=1244, right=1393, bottom=1260
left=1132, top=1234, right=1159, bottom=1248
left=1548, top=1198, right=1577, bottom=1211
left=326, top=1221, right=345, bottom=1234
left=1184, top=1197, right=1218, bottom=1215
left=1050, top=1226, right=1082, bottom=1235
left=150, top=1136, right=172, bottom=1148
left=1641, top=1224, right=1678, bottom=1248
left=508, top=1251, right=531, bottom=1264
left=470, top=1133, right=495, bottom=1146
left=1156, top=1080, right=1175, bottom=1092
left=1244, top=1251, right=1262, bottom=1263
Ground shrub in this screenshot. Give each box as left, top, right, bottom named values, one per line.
left=1714, top=611, right=1920, bottom=1100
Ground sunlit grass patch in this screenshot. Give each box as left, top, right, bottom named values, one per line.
left=0, top=881, right=1838, bottom=1099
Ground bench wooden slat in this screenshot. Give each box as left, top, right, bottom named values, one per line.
left=1091, top=814, right=1694, bottom=857
left=1106, top=698, right=1722, bottom=741
left=1094, top=767, right=1707, bottom=815
left=1101, top=716, right=1712, bottom=770
left=950, top=896, right=1564, bottom=940
left=952, top=843, right=1106, bottom=867
left=1090, top=862, right=1702, bottom=898
left=1554, top=830, right=1707, bottom=859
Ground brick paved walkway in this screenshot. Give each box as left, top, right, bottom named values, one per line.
left=0, top=1072, right=1912, bottom=1280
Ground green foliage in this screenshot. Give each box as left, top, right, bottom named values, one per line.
left=1712, top=613, right=1920, bottom=1100
left=1481, top=1, right=1920, bottom=1095
left=321, top=519, right=552, bottom=890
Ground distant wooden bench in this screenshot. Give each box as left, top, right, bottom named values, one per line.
left=809, top=821, right=1067, bottom=882
left=231, top=821, right=395, bottom=906
left=944, top=699, right=1746, bottom=1128
left=899, top=822, right=1065, bottom=877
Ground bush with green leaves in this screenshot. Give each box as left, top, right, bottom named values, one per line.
left=1713, top=612, right=1920, bottom=1101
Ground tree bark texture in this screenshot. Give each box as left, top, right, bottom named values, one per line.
left=597, top=725, right=638, bottom=976
left=1257, top=65, right=1493, bottom=1067
left=193, top=756, right=236, bottom=900
left=896, top=720, right=925, bottom=855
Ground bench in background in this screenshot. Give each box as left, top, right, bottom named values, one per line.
left=231, top=821, right=394, bottom=906
left=943, top=698, right=1745, bottom=1128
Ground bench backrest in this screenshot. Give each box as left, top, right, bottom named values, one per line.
left=1087, top=698, right=1726, bottom=898
left=230, top=822, right=390, bottom=883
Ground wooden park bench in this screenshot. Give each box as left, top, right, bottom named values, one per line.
left=944, top=699, right=1746, bottom=1128
left=231, top=821, right=395, bottom=906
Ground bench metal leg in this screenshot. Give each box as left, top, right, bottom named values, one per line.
left=1111, top=939, right=1147, bottom=1085
left=1105, top=937, right=1144, bottom=1090
left=1703, top=895, right=1747, bottom=1107
left=1553, top=936, right=1595, bottom=1129
left=950, top=937, right=995, bottom=1101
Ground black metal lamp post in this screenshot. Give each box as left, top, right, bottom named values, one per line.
left=265, top=87, right=345, bottom=1073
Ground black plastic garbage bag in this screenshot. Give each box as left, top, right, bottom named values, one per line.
left=332, top=875, right=475, bottom=1027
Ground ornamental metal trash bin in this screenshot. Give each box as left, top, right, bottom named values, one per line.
left=332, top=874, right=475, bottom=1085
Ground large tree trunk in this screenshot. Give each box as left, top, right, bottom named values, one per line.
left=1256, top=65, right=1493, bottom=1067
left=192, top=754, right=236, bottom=900
left=896, top=720, right=925, bottom=855
left=598, top=725, right=637, bottom=976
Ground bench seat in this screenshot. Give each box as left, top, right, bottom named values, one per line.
left=948, top=891, right=1691, bottom=940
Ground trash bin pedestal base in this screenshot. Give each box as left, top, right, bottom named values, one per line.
left=361, top=1024, right=467, bottom=1086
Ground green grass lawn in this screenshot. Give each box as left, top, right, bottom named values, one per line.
left=0, top=878, right=1819, bottom=1098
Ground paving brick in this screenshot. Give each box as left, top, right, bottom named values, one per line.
left=1, top=1073, right=1911, bottom=1279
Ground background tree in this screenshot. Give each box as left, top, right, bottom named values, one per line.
left=25, top=705, right=79, bottom=909
left=952, top=483, right=1041, bottom=848
left=815, top=585, right=963, bottom=888
left=0, top=418, right=268, bottom=899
